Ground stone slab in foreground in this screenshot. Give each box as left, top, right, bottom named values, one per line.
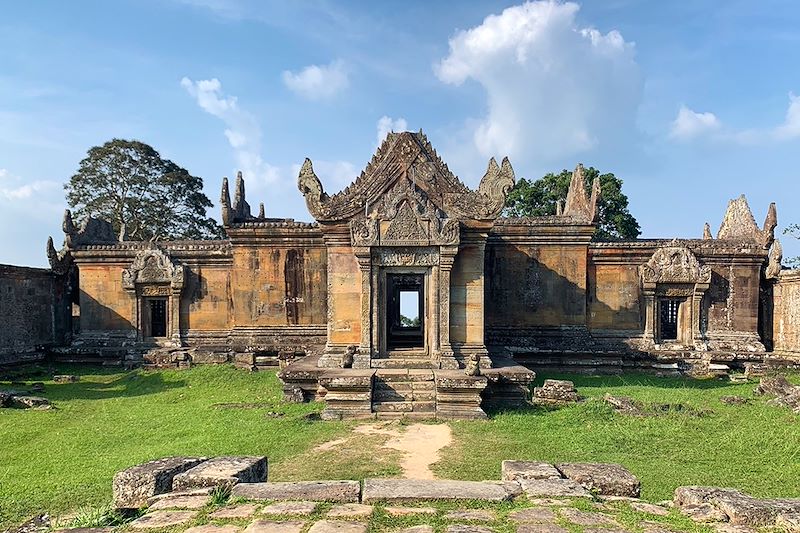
left=674, top=486, right=800, bottom=527
left=129, top=510, right=198, bottom=529
left=556, top=463, right=641, bottom=497
left=173, top=456, right=267, bottom=490
left=113, top=456, right=206, bottom=509
left=232, top=481, right=360, bottom=502
left=361, top=478, right=513, bottom=503
left=519, top=478, right=591, bottom=498
left=501, top=461, right=562, bottom=481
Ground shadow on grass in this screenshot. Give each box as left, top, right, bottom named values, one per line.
left=1, top=364, right=185, bottom=401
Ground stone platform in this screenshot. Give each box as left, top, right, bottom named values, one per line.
left=277, top=356, right=536, bottom=420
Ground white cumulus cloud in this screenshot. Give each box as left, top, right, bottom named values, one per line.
left=435, top=1, right=641, bottom=162
left=0, top=168, right=58, bottom=201
left=181, top=77, right=280, bottom=184
left=282, top=60, right=349, bottom=100
left=376, top=116, right=408, bottom=149
left=669, top=92, right=800, bottom=143
left=669, top=106, right=722, bottom=140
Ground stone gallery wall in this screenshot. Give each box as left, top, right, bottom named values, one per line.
left=772, top=270, right=800, bottom=354
left=0, top=264, right=70, bottom=364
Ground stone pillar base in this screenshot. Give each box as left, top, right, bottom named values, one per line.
left=434, top=371, right=488, bottom=420
left=319, top=370, right=376, bottom=420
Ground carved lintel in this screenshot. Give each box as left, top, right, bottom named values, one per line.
left=122, top=247, right=185, bottom=292
left=640, top=245, right=711, bottom=285
left=372, top=247, right=439, bottom=267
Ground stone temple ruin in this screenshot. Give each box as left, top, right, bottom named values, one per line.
left=2, top=131, right=799, bottom=419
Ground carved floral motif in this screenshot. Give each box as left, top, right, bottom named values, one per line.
left=122, top=247, right=185, bottom=291
left=372, top=248, right=439, bottom=266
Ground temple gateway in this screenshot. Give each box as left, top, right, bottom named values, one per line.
left=43, top=131, right=799, bottom=419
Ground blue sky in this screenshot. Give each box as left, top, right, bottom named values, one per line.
left=1, top=0, right=798, bottom=267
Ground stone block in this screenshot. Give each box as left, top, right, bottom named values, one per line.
left=560, top=508, right=619, bottom=526
left=173, top=456, right=267, bottom=490
left=508, top=507, right=557, bottom=523
left=232, top=481, right=360, bottom=502
left=113, top=456, right=206, bottom=509
left=501, top=460, right=562, bottom=481
left=307, top=521, right=367, bottom=533
left=209, top=504, right=260, bottom=519
left=445, top=526, right=493, bottom=533
left=326, top=504, right=373, bottom=518
left=53, top=375, right=80, bottom=383
left=11, top=395, right=52, bottom=409
left=533, top=380, right=579, bottom=405
left=184, top=526, right=241, bottom=533
left=516, top=526, right=569, bottom=533
left=244, top=520, right=306, bottom=533
left=148, top=494, right=209, bottom=510
left=384, top=506, right=437, bottom=516
left=444, top=510, right=496, bottom=521
left=261, top=501, right=318, bottom=516
left=361, top=479, right=511, bottom=503
left=556, top=463, right=641, bottom=497
left=630, top=502, right=670, bottom=516
left=519, top=478, right=591, bottom=498
left=398, top=527, right=434, bottom=533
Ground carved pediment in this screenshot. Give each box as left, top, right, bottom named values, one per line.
left=716, top=195, right=777, bottom=249
left=298, top=130, right=514, bottom=224
left=122, top=247, right=185, bottom=291
left=640, top=245, right=711, bottom=285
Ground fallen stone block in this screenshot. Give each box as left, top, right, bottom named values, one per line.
left=11, top=395, right=52, bottom=409
left=384, top=506, right=437, bottom=516
left=680, top=503, right=728, bottom=523
left=445, top=526, right=493, bottom=533
left=209, top=504, right=260, bottom=519
left=129, top=510, right=198, bottom=529
left=53, top=375, right=80, bottom=383
left=173, top=456, right=267, bottom=490
left=326, top=503, right=373, bottom=518
left=516, top=526, right=568, bottom=533
left=776, top=511, right=800, bottom=531
left=508, top=507, right=557, bottom=523
left=533, top=380, right=579, bottom=405
left=148, top=493, right=209, bottom=510
left=398, top=527, right=434, bottom=533
left=113, top=456, right=206, bottom=509
left=261, top=501, right=318, bottom=516
left=556, top=463, right=641, bottom=497
left=361, top=478, right=511, bottom=503
left=501, top=460, right=562, bottom=481
left=630, top=502, right=670, bottom=516
left=560, top=508, right=619, bottom=527
left=232, top=480, right=360, bottom=502
left=519, top=478, right=591, bottom=498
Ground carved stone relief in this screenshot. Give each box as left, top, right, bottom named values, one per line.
left=122, top=247, right=185, bottom=291
left=640, top=245, right=712, bottom=285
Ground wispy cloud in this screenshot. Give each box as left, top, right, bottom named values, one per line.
left=0, top=168, right=59, bottom=202
left=376, top=116, right=408, bottom=149
left=181, top=77, right=280, bottom=184
left=282, top=60, right=350, bottom=100
left=669, top=92, right=800, bottom=144
left=435, top=1, right=641, bottom=163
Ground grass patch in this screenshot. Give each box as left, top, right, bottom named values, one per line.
left=435, top=372, right=800, bottom=502
left=1, top=365, right=798, bottom=530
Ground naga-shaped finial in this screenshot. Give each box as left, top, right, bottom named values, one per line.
left=297, top=158, right=329, bottom=220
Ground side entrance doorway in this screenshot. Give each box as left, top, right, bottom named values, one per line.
left=386, top=274, right=425, bottom=350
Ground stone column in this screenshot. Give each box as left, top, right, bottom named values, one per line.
left=439, top=246, right=458, bottom=369
left=642, top=287, right=656, bottom=344
left=170, top=290, right=182, bottom=347
left=354, top=248, right=372, bottom=368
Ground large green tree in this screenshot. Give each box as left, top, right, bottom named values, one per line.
left=784, top=224, right=800, bottom=268
left=65, top=139, right=223, bottom=240
left=504, top=166, right=641, bottom=241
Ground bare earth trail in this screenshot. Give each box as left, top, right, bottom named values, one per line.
left=312, top=422, right=453, bottom=479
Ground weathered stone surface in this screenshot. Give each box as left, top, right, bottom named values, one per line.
left=232, top=481, right=360, bottom=502
left=146, top=487, right=214, bottom=505
left=560, top=508, right=619, bottom=527
left=362, top=479, right=511, bottom=503
left=501, top=461, right=562, bottom=481
left=674, top=485, right=800, bottom=527
left=173, top=456, right=267, bottom=490
left=148, top=494, right=209, bottom=510
left=556, top=463, right=641, bottom=497
left=384, top=506, right=437, bottom=516
left=398, top=527, right=434, bottom=533
left=244, top=520, right=306, bottom=533
left=444, top=510, right=496, bottom=521
left=507, top=507, right=557, bottom=523
left=516, top=526, right=568, bottom=533
left=519, top=478, right=591, bottom=498
left=680, top=503, right=728, bottom=523
left=53, top=375, right=80, bottom=383
left=129, top=510, right=198, bottom=529
left=11, top=395, right=52, bottom=409
left=711, top=525, right=757, bottom=533
left=776, top=512, right=800, bottom=531
left=307, top=521, right=367, bottom=533
left=444, top=526, right=493, bottom=533
left=326, top=504, right=373, bottom=518
left=113, top=456, right=205, bottom=508
left=533, top=380, right=579, bottom=405
left=754, top=374, right=800, bottom=413
left=52, top=529, right=112, bottom=533
left=209, top=504, right=260, bottom=519
left=261, top=501, right=318, bottom=516
left=720, top=396, right=749, bottom=405
left=184, top=525, right=241, bottom=533
left=630, top=502, right=670, bottom=516
left=527, top=498, right=571, bottom=506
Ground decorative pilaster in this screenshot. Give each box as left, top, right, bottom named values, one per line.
left=438, top=246, right=458, bottom=369
left=354, top=247, right=372, bottom=368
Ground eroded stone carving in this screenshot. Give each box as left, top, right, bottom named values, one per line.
left=561, top=164, right=601, bottom=223
left=372, top=248, right=439, bottom=266
left=766, top=239, right=783, bottom=279
left=46, top=236, right=72, bottom=276
left=62, top=209, right=116, bottom=248
left=717, top=195, right=777, bottom=248
left=297, top=131, right=513, bottom=224
left=640, top=245, right=711, bottom=285
left=122, top=247, right=185, bottom=291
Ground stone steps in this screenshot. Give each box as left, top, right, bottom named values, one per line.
left=371, top=358, right=435, bottom=369
left=371, top=369, right=436, bottom=416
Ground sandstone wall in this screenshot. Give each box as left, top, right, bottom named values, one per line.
left=0, top=264, right=70, bottom=364
left=450, top=243, right=485, bottom=345
left=772, top=270, right=800, bottom=354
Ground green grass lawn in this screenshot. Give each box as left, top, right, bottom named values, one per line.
left=1, top=364, right=798, bottom=530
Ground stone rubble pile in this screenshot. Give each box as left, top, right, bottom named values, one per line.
left=754, top=374, right=800, bottom=413
left=532, top=379, right=580, bottom=406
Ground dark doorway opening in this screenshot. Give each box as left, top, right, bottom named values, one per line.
left=387, top=274, right=424, bottom=350
left=659, top=299, right=679, bottom=341
left=144, top=298, right=168, bottom=338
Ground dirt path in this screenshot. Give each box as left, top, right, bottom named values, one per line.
left=312, top=421, right=453, bottom=479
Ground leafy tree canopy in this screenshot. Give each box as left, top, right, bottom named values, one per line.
left=65, top=139, right=223, bottom=240
left=504, top=166, right=641, bottom=241
left=784, top=224, right=800, bottom=269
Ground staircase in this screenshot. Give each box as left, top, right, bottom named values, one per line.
left=371, top=350, right=435, bottom=369
left=371, top=369, right=436, bottom=419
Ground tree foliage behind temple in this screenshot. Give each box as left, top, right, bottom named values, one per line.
left=504, top=166, right=641, bottom=241
left=65, top=139, right=223, bottom=241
